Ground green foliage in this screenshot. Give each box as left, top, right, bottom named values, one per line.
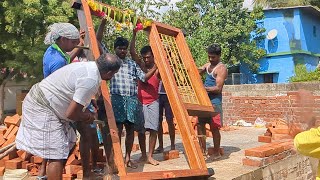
left=99, top=0, right=169, bottom=54
left=0, top=0, right=77, bottom=85
left=254, top=0, right=320, bottom=8
left=0, top=0, right=169, bottom=84
left=162, top=0, right=266, bottom=71
left=289, top=64, right=320, bottom=82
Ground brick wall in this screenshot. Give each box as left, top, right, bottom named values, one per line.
left=222, top=82, right=320, bottom=125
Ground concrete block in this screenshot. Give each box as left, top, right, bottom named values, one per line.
left=66, top=154, right=81, bottom=165
left=31, top=156, right=43, bottom=164
left=288, top=123, right=303, bottom=137
left=25, top=163, right=36, bottom=171
left=3, top=125, right=14, bottom=140
left=0, top=128, right=7, bottom=136
left=242, top=157, right=263, bottom=167
left=2, top=150, right=17, bottom=160
left=77, top=170, right=83, bottom=179
left=5, top=158, right=22, bottom=169
left=258, top=135, right=272, bottom=143
left=0, top=159, right=5, bottom=167
left=132, top=143, right=140, bottom=152
left=63, top=173, right=74, bottom=180
left=21, top=161, right=28, bottom=169
left=269, top=128, right=289, bottom=134
left=29, top=166, right=39, bottom=176
left=4, top=114, right=21, bottom=127
left=65, top=165, right=82, bottom=175
left=272, top=134, right=292, bottom=141
left=270, top=144, right=285, bottom=154
left=162, top=121, right=169, bottom=134
left=2, top=135, right=15, bottom=147
left=0, top=136, right=6, bottom=147
left=245, top=147, right=275, bottom=158
left=17, top=150, right=29, bottom=161
left=0, top=166, right=5, bottom=176
left=6, top=125, right=19, bottom=139
left=163, top=150, right=179, bottom=160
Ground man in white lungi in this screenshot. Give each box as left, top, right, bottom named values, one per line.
left=16, top=53, right=121, bottom=180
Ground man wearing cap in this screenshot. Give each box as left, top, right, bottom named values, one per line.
left=43, top=22, right=81, bottom=78
left=37, top=22, right=81, bottom=180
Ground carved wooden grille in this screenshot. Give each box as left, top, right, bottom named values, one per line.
left=159, top=33, right=199, bottom=104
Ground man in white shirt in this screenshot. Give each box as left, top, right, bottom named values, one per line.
left=16, top=53, right=121, bottom=180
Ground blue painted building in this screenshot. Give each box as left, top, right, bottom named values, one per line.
left=241, top=6, right=320, bottom=84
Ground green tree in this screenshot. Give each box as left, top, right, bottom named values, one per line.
left=97, top=0, right=169, bottom=53
left=162, top=0, right=266, bottom=70
left=253, top=0, right=320, bottom=8
left=0, top=0, right=77, bottom=122
left=0, top=0, right=169, bottom=122
left=289, top=64, right=320, bottom=82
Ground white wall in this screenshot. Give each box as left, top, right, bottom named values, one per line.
left=4, top=81, right=29, bottom=112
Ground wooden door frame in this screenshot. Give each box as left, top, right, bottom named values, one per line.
left=72, top=0, right=214, bottom=179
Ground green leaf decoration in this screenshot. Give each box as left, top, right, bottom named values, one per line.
left=107, top=7, right=111, bottom=18
left=122, top=13, right=126, bottom=23
left=117, top=11, right=122, bottom=22
left=132, top=16, right=138, bottom=26
left=113, top=10, right=117, bottom=21
left=128, top=14, right=131, bottom=24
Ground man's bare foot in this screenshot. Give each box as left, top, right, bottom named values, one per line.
left=153, top=147, right=163, bottom=154
left=147, top=157, right=159, bottom=166
left=138, top=155, right=147, bottom=162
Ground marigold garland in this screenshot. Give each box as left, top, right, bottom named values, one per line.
left=87, top=0, right=152, bottom=32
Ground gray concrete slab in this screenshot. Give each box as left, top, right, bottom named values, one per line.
left=1, top=127, right=267, bottom=180
left=127, top=127, right=266, bottom=180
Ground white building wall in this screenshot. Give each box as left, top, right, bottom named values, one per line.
left=4, top=81, right=29, bottom=112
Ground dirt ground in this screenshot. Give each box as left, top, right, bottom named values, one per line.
left=1, top=127, right=266, bottom=180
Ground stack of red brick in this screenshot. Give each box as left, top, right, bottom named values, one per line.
left=243, top=120, right=299, bottom=167
left=63, top=146, right=106, bottom=180
left=0, top=115, right=106, bottom=180
left=257, top=120, right=294, bottom=143
left=243, top=140, right=296, bottom=167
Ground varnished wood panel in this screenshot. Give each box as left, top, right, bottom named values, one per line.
left=149, top=23, right=207, bottom=170
left=121, top=169, right=214, bottom=180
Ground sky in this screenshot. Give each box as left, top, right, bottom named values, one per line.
left=155, top=0, right=255, bottom=13
left=154, top=0, right=181, bottom=14
left=243, top=0, right=255, bottom=10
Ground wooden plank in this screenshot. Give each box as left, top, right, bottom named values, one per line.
left=185, top=104, right=216, bottom=117
left=154, top=22, right=181, bottom=35
left=120, top=169, right=214, bottom=180
left=100, top=82, right=127, bottom=176
left=77, top=0, right=127, bottom=176
left=75, top=1, right=213, bottom=178
left=77, top=0, right=100, bottom=61
left=175, top=32, right=213, bottom=108
left=149, top=23, right=207, bottom=170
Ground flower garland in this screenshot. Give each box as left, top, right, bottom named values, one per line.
left=87, top=0, right=153, bottom=32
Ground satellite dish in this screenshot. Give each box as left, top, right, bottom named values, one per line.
left=267, top=29, right=278, bottom=40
